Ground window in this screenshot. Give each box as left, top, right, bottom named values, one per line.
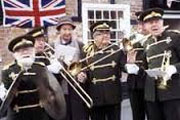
left=82, top=3, right=130, bottom=44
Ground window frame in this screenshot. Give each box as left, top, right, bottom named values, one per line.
left=82, top=3, right=130, bottom=44
left=71, top=0, right=82, bottom=22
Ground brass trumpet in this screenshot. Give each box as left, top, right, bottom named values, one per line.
left=44, top=43, right=93, bottom=108
left=158, top=50, right=171, bottom=89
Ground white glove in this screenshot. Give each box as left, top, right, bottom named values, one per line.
left=0, top=83, right=7, bottom=100
left=125, top=64, right=139, bottom=75
left=164, top=65, right=177, bottom=79
left=47, top=58, right=63, bottom=74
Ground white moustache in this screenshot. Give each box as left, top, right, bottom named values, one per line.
left=17, top=57, right=35, bottom=69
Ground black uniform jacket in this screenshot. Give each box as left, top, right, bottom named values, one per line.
left=1, top=61, right=66, bottom=120
left=127, top=43, right=148, bottom=90
left=35, top=52, right=50, bottom=66
left=84, top=43, right=126, bottom=106
left=143, top=30, right=180, bottom=101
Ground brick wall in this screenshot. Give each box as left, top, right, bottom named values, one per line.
left=0, top=0, right=143, bottom=81
left=131, top=0, right=143, bottom=20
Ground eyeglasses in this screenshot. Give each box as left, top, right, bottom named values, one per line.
left=94, top=31, right=110, bottom=36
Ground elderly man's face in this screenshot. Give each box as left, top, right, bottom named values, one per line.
left=13, top=47, right=35, bottom=68
left=93, top=30, right=110, bottom=48
left=34, top=36, right=45, bottom=53
left=58, top=24, right=73, bottom=41
left=137, top=22, right=149, bottom=35
left=144, top=18, right=164, bottom=36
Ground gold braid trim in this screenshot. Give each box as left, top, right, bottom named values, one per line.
left=83, top=43, right=95, bottom=58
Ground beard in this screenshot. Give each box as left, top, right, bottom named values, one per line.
left=18, top=57, right=35, bottom=69
left=14, top=53, right=35, bottom=70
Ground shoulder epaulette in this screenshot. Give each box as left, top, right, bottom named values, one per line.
left=168, top=30, right=180, bottom=34
left=34, top=62, right=45, bottom=67
left=83, top=43, right=94, bottom=53
left=2, top=62, right=15, bottom=70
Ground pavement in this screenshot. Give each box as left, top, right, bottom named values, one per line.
left=121, top=99, right=133, bottom=120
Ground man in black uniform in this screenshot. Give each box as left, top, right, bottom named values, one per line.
left=27, top=27, right=50, bottom=65
left=27, top=27, right=62, bottom=79
left=1, top=35, right=66, bottom=120
left=124, top=11, right=150, bottom=120
left=77, top=21, right=126, bottom=120
left=122, top=38, right=148, bottom=120
left=127, top=8, right=180, bottom=120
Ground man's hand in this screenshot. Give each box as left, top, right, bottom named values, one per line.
left=47, top=58, right=63, bottom=74
left=164, top=65, right=177, bottom=80
left=0, top=83, right=7, bottom=101
left=77, top=72, right=87, bottom=83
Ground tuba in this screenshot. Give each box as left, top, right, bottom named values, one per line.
left=158, top=50, right=171, bottom=89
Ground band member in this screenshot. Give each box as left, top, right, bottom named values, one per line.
left=130, top=12, right=150, bottom=45
left=27, top=27, right=63, bottom=120
left=125, top=12, right=149, bottom=120
left=1, top=35, right=66, bottom=120
left=126, top=8, right=180, bottom=120
left=27, top=27, right=50, bottom=65
left=123, top=38, right=148, bottom=120
left=77, top=21, right=126, bottom=120
left=54, top=16, right=88, bottom=120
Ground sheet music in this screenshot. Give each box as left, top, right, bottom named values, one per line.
left=145, top=68, right=166, bottom=78
left=55, top=44, right=77, bottom=65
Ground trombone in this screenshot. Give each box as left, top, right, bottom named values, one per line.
left=68, top=34, right=152, bottom=76
left=43, top=43, right=93, bottom=108
left=68, top=42, right=121, bottom=76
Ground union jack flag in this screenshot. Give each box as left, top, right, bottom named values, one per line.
left=1, top=0, right=66, bottom=28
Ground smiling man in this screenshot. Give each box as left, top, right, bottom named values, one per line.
left=54, top=16, right=87, bottom=120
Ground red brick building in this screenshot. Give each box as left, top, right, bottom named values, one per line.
left=0, top=0, right=143, bottom=79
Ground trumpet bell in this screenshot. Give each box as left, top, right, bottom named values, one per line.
left=158, top=79, right=169, bottom=90
left=68, top=62, right=82, bottom=76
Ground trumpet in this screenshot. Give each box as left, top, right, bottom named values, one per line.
left=158, top=50, right=171, bottom=89
left=43, top=43, right=93, bottom=108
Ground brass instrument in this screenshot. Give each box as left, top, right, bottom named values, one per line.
left=122, top=38, right=133, bottom=52
left=158, top=50, right=171, bottom=89
left=43, top=44, right=55, bottom=59
left=69, top=34, right=152, bottom=76
left=43, top=43, right=93, bottom=108
left=68, top=43, right=122, bottom=76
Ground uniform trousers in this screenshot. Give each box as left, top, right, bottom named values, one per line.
left=129, top=89, right=146, bottom=120
left=7, top=107, right=50, bottom=120
left=146, top=99, right=180, bottom=120
left=63, top=86, right=89, bottom=120
left=90, top=104, right=121, bottom=120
